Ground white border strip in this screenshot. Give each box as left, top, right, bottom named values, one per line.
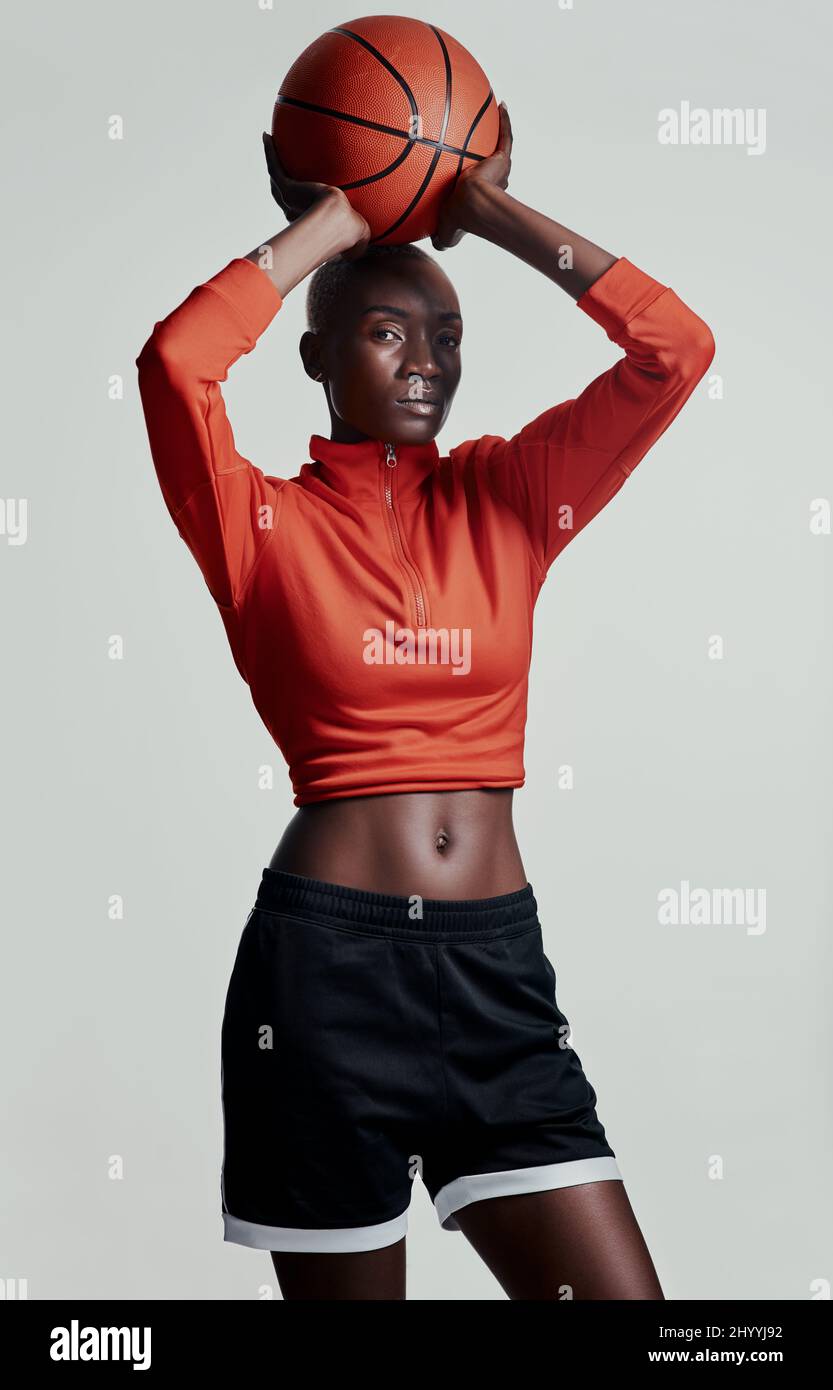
left=434, top=1155, right=624, bottom=1231
left=223, top=1207, right=409, bottom=1253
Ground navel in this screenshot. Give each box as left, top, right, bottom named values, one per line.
left=434, top=827, right=451, bottom=854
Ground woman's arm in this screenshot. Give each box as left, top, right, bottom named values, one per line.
left=450, top=178, right=716, bottom=580
left=435, top=105, right=617, bottom=299
left=247, top=134, right=371, bottom=295
left=459, top=178, right=619, bottom=300
left=135, top=191, right=363, bottom=614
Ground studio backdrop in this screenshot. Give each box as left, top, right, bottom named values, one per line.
left=1, top=0, right=830, bottom=1300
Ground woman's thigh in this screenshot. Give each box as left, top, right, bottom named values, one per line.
left=455, top=1179, right=664, bottom=1300
left=270, top=1238, right=406, bottom=1300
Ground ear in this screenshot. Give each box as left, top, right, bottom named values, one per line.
left=299, top=330, right=326, bottom=383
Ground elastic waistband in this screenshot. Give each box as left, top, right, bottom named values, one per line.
left=253, top=868, right=539, bottom=941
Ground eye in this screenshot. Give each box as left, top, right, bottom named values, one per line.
left=439, top=333, right=460, bottom=348
left=372, top=326, right=402, bottom=342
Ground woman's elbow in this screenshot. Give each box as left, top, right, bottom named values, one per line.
left=678, top=314, right=716, bottom=383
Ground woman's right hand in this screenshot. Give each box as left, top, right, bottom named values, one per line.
left=262, top=131, right=371, bottom=261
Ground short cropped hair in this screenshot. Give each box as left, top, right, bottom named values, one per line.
left=305, top=242, right=435, bottom=339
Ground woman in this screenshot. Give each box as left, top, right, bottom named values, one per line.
left=136, top=103, right=714, bottom=1300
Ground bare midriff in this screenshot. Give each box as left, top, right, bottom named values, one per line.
left=268, top=788, right=528, bottom=900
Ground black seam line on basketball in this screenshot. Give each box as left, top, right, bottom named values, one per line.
left=373, top=25, right=453, bottom=244
left=329, top=26, right=419, bottom=123
left=340, top=142, right=416, bottom=191
left=431, top=25, right=453, bottom=152
left=274, top=95, right=486, bottom=161
left=456, top=89, right=495, bottom=178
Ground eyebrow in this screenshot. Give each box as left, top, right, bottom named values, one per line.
left=359, top=303, right=463, bottom=323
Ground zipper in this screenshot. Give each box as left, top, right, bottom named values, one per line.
left=381, top=441, right=427, bottom=628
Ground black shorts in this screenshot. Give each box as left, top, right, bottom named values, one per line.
left=220, top=868, right=622, bottom=1253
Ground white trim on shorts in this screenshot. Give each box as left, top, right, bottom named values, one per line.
left=223, top=1207, right=410, bottom=1253
left=433, top=1155, right=624, bottom=1231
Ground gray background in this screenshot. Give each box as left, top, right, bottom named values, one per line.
left=2, top=0, right=830, bottom=1300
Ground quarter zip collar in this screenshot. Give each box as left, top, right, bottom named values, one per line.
left=307, top=433, right=440, bottom=502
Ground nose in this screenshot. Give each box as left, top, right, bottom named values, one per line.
left=401, top=360, right=439, bottom=399
left=400, top=330, right=440, bottom=387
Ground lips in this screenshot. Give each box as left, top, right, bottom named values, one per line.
left=396, top=397, right=441, bottom=410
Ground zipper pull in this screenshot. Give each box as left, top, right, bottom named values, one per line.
left=384, top=441, right=397, bottom=467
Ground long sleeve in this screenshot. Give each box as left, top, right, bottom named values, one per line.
left=463, top=256, right=715, bottom=580
left=135, top=257, right=286, bottom=611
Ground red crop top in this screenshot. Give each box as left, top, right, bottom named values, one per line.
left=135, top=254, right=714, bottom=806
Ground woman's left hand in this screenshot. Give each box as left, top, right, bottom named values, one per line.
left=430, top=100, right=513, bottom=252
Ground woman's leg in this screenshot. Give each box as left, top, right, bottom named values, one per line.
left=269, top=1238, right=406, bottom=1300
left=454, top=1180, right=664, bottom=1300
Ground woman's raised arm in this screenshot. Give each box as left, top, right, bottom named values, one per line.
left=135, top=177, right=367, bottom=616
left=446, top=169, right=715, bottom=581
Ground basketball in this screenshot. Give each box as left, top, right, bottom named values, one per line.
left=271, top=14, right=500, bottom=245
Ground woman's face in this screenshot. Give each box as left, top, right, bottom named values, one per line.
left=309, top=259, right=463, bottom=445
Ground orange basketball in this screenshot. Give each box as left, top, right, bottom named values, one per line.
left=271, top=14, right=500, bottom=245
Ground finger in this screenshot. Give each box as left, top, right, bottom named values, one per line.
left=270, top=183, right=299, bottom=223
left=497, top=101, right=512, bottom=147
left=262, top=133, right=282, bottom=184
left=262, top=136, right=283, bottom=180
left=262, top=131, right=292, bottom=187
left=441, top=228, right=465, bottom=250
left=498, top=102, right=513, bottom=154
left=267, top=176, right=290, bottom=213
